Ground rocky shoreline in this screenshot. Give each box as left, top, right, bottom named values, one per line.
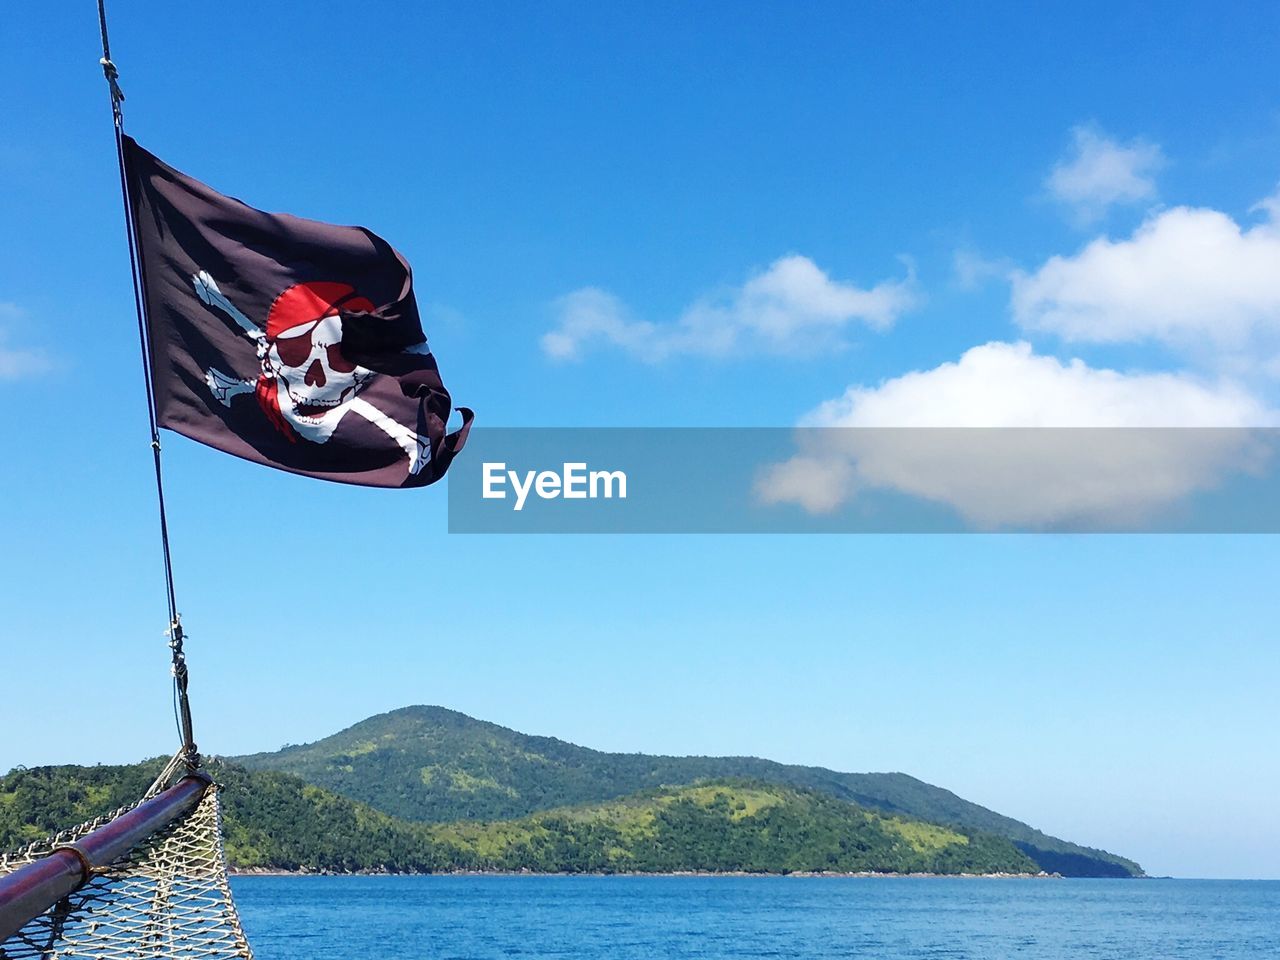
left=229, top=867, right=1060, bottom=879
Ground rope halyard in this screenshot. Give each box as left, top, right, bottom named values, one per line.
left=100, top=56, right=124, bottom=110
left=168, top=616, right=199, bottom=770
left=96, top=0, right=200, bottom=770
left=0, top=6, right=254, bottom=956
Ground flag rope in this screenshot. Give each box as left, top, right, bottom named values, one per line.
left=96, top=0, right=199, bottom=771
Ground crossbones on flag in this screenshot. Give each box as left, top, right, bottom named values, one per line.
left=122, top=137, right=471, bottom=488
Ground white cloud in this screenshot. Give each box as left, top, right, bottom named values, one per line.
left=1250, top=184, right=1280, bottom=222
left=542, top=289, right=656, bottom=361
left=953, top=248, right=1015, bottom=291
left=1012, top=200, right=1280, bottom=358
left=542, top=255, right=917, bottom=361
left=0, top=303, right=51, bottom=380
left=754, top=455, right=856, bottom=515
left=1046, top=126, right=1164, bottom=223
left=756, top=342, right=1274, bottom=528
left=801, top=341, right=1264, bottom=428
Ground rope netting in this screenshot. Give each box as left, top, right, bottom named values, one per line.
left=0, top=755, right=252, bottom=960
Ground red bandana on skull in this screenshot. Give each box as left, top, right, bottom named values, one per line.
left=256, top=282, right=375, bottom=441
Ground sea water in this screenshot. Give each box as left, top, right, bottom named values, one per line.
left=232, top=875, right=1280, bottom=959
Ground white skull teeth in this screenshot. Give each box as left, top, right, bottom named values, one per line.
left=282, top=374, right=374, bottom=415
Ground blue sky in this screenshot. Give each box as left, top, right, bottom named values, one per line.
left=3, top=1, right=1279, bottom=878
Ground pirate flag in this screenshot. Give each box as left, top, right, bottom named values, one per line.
left=122, top=137, right=472, bottom=488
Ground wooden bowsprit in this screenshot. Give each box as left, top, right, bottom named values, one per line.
left=0, top=776, right=211, bottom=942
left=0, top=750, right=252, bottom=959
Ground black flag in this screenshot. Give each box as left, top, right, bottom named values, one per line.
left=123, top=137, right=471, bottom=488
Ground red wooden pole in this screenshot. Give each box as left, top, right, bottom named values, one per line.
left=0, top=774, right=211, bottom=943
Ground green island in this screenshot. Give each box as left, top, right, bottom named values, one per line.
left=0, top=706, right=1143, bottom=878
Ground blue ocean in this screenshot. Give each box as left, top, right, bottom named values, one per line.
left=232, top=875, right=1280, bottom=959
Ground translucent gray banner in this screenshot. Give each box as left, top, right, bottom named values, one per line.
left=447, top=428, right=1280, bottom=533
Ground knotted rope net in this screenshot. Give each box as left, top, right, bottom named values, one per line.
left=0, top=753, right=253, bottom=960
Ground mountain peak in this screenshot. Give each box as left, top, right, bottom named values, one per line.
left=235, top=705, right=1142, bottom=878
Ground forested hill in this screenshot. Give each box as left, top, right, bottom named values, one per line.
left=425, top=780, right=1041, bottom=875
left=0, top=762, right=1040, bottom=876
left=235, top=705, right=1142, bottom=878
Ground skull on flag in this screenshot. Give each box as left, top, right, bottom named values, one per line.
left=195, top=271, right=433, bottom=475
